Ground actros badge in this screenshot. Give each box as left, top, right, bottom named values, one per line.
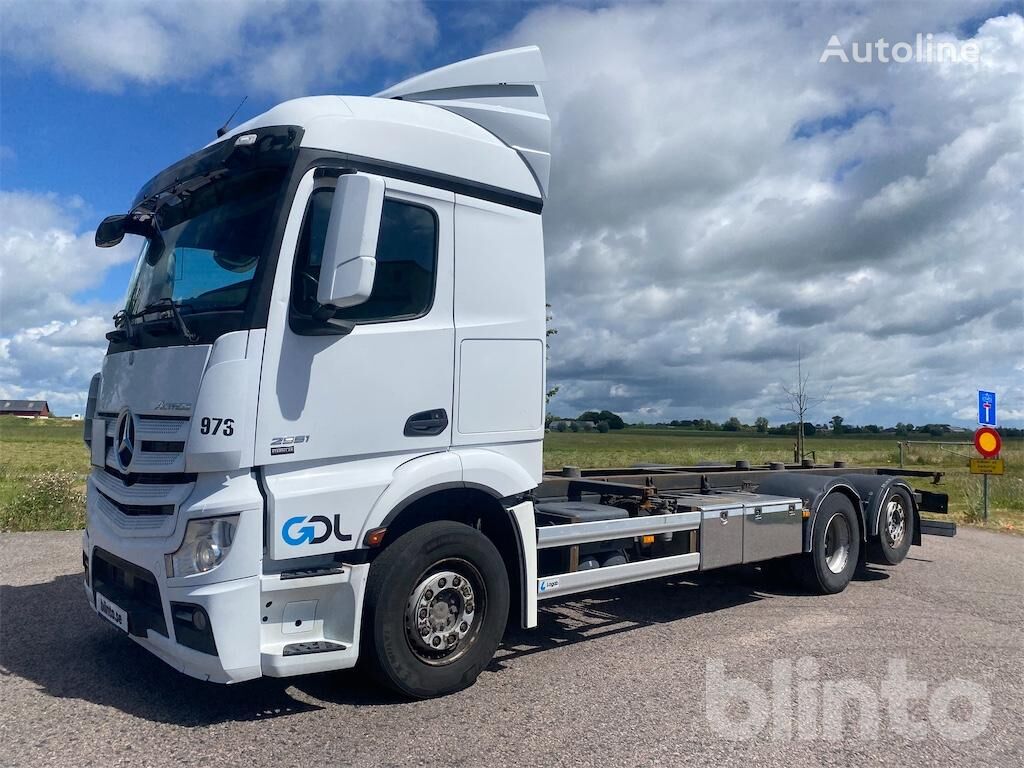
left=282, top=514, right=352, bottom=546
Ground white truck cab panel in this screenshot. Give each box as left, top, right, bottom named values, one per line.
left=453, top=194, right=546, bottom=463
left=255, top=171, right=456, bottom=468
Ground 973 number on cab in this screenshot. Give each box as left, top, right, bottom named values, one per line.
left=200, top=416, right=234, bottom=436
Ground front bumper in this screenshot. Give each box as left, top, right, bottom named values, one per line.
left=83, top=471, right=264, bottom=684
left=83, top=560, right=262, bottom=684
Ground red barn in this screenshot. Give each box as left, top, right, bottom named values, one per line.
left=0, top=400, right=52, bottom=418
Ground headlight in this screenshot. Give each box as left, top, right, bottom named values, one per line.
left=166, top=516, right=238, bottom=578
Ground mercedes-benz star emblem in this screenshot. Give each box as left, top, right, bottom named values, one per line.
left=115, top=409, right=136, bottom=471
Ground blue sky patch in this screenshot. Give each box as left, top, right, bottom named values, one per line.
left=792, top=106, right=889, bottom=140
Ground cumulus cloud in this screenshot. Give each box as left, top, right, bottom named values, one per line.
left=0, top=192, right=138, bottom=414
left=0, top=0, right=437, bottom=97
left=498, top=2, right=1024, bottom=426
left=1, top=1, right=1021, bottom=426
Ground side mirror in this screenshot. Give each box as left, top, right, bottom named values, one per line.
left=317, top=173, right=385, bottom=308
left=95, top=215, right=127, bottom=247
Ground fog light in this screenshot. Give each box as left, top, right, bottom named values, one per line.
left=171, top=602, right=217, bottom=656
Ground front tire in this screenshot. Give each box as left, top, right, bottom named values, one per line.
left=361, top=521, right=509, bottom=698
left=794, top=494, right=861, bottom=594
left=867, top=487, right=914, bottom=565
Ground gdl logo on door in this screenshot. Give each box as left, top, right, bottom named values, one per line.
left=282, top=514, right=352, bottom=546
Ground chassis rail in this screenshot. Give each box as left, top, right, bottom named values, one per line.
left=537, top=463, right=944, bottom=502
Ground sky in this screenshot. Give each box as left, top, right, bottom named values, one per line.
left=0, top=0, right=1022, bottom=427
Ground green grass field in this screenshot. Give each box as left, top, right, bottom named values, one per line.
left=0, top=416, right=90, bottom=531
left=1, top=417, right=1020, bottom=533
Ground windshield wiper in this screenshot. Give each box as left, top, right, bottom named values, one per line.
left=108, top=299, right=198, bottom=345
left=108, top=309, right=137, bottom=344
left=137, top=298, right=199, bottom=343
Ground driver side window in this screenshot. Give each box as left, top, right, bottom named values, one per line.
left=291, top=186, right=438, bottom=323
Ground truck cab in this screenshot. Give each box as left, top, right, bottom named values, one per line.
left=85, top=47, right=550, bottom=690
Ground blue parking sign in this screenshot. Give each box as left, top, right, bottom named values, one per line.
left=978, top=391, right=996, bottom=426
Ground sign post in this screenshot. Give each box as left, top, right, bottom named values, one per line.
left=972, top=424, right=1002, bottom=521
left=976, top=391, right=998, bottom=521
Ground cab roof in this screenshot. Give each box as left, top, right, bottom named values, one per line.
left=219, top=47, right=550, bottom=205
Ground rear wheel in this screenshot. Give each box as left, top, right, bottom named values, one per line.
left=361, top=521, right=509, bottom=698
left=794, top=494, right=861, bottom=594
left=867, top=487, right=914, bottom=565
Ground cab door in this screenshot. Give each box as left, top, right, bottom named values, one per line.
left=256, top=170, right=455, bottom=468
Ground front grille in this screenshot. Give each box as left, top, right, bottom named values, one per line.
left=140, top=440, right=185, bottom=453
left=101, top=412, right=190, bottom=474
left=91, top=548, right=168, bottom=638
left=93, top=411, right=194, bottom=534
left=97, top=489, right=174, bottom=516
left=97, top=411, right=189, bottom=425
left=102, top=466, right=197, bottom=485
left=104, top=438, right=186, bottom=453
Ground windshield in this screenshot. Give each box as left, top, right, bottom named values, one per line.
left=124, top=166, right=286, bottom=319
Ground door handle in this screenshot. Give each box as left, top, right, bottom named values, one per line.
left=404, top=409, right=449, bottom=437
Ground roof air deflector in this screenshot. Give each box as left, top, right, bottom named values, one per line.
left=374, top=46, right=551, bottom=200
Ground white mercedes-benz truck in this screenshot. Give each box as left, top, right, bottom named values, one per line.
left=83, top=46, right=952, bottom=698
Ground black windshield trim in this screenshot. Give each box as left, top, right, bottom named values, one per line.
left=132, top=126, right=303, bottom=207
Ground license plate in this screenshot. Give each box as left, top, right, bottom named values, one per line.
left=96, top=592, right=129, bottom=633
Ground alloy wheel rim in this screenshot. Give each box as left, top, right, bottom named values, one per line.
left=823, top=512, right=852, bottom=574
left=885, top=496, right=906, bottom=547
left=405, top=559, right=485, bottom=666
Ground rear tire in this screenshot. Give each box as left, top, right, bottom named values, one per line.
left=361, top=521, right=509, bottom=698
left=867, top=487, right=913, bottom=565
left=794, top=494, right=860, bottom=594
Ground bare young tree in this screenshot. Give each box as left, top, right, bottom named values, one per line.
left=780, top=350, right=831, bottom=461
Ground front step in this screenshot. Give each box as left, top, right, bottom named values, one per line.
left=261, top=639, right=358, bottom=677
left=280, top=566, right=347, bottom=581
left=283, top=640, right=346, bottom=656
left=258, top=562, right=370, bottom=678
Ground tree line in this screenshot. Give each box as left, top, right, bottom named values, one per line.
left=548, top=412, right=1024, bottom=437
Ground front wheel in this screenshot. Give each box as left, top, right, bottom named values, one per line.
left=361, top=521, right=509, bottom=698
left=794, top=494, right=861, bottom=594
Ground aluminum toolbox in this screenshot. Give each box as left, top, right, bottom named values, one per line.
left=729, top=492, right=803, bottom=563
left=669, top=493, right=747, bottom=570
left=667, top=491, right=803, bottom=568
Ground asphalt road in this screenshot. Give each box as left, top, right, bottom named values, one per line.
left=2, top=527, right=1021, bottom=767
